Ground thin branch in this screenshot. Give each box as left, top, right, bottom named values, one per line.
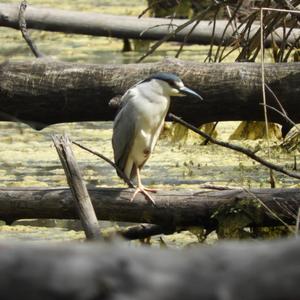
left=238, top=5, right=300, bottom=62
left=72, top=141, right=135, bottom=188
left=204, top=7, right=220, bottom=62
left=283, top=33, right=300, bottom=62
left=296, top=207, right=300, bottom=238
left=263, top=82, right=300, bottom=134
left=243, top=187, right=295, bottom=233
left=169, top=113, right=300, bottom=180
left=261, top=103, right=300, bottom=133
left=265, top=83, right=288, bottom=117
left=219, top=12, right=257, bottom=62
left=139, top=23, right=178, bottom=37
left=138, top=5, right=152, bottom=19
left=253, top=7, right=300, bottom=14
left=260, top=8, right=275, bottom=188
left=214, top=1, right=243, bottom=62
left=175, top=17, right=201, bottom=58
left=201, top=122, right=218, bottom=145
left=18, top=0, right=44, bottom=58
left=136, top=4, right=215, bottom=63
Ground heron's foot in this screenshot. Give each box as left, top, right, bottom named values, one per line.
left=143, top=187, right=157, bottom=193
left=130, top=186, right=156, bottom=205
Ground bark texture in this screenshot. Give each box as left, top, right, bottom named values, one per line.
left=0, top=187, right=298, bottom=228
left=53, top=135, right=101, bottom=240
left=0, top=239, right=299, bottom=300
left=0, top=3, right=299, bottom=46
left=0, top=59, right=299, bottom=131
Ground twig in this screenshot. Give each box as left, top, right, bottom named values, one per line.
left=139, top=23, right=178, bottom=37
left=283, top=33, right=300, bottom=62
left=138, top=5, right=152, bottom=19
left=173, top=0, right=210, bottom=58
left=175, top=17, right=201, bottom=58
left=252, top=6, right=300, bottom=14
left=219, top=11, right=257, bottom=62
left=72, top=141, right=135, bottom=188
left=18, top=0, right=44, bottom=58
left=169, top=113, right=300, bottom=180
left=238, top=4, right=300, bottom=62
left=265, top=83, right=288, bottom=118
left=296, top=207, right=300, bottom=238
left=214, top=1, right=242, bottom=62
left=225, top=5, right=237, bottom=32
left=204, top=7, right=220, bottom=62
left=202, top=122, right=218, bottom=145
left=136, top=4, right=214, bottom=63
left=52, top=135, right=101, bottom=241
left=262, top=103, right=300, bottom=133
left=260, top=8, right=275, bottom=188
left=263, top=83, right=300, bottom=134
left=242, top=187, right=295, bottom=233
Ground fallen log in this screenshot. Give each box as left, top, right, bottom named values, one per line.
left=0, top=187, right=298, bottom=228
left=0, top=238, right=299, bottom=300
left=0, top=3, right=299, bottom=46
left=0, top=59, right=299, bottom=133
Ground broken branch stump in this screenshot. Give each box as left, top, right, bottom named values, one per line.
left=52, top=135, right=101, bottom=240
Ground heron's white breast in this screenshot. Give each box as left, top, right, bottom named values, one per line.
left=128, top=82, right=171, bottom=166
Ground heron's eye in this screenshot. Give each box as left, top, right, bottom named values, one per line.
left=168, top=81, right=178, bottom=89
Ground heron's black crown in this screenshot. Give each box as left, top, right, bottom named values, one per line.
left=141, top=72, right=182, bottom=89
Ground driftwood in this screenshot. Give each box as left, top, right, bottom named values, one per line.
left=0, top=187, right=299, bottom=229
left=0, top=59, right=299, bottom=134
left=0, top=3, right=299, bottom=46
left=0, top=239, right=299, bottom=300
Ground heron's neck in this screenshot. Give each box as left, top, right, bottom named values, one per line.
left=138, top=81, right=171, bottom=102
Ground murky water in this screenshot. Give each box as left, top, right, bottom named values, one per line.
left=0, top=0, right=299, bottom=244
left=2, top=120, right=298, bottom=189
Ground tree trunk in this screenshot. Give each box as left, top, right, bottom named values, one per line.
left=0, top=239, right=299, bottom=300
left=0, top=59, right=299, bottom=133
left=229, top=121, right=282, bottom=140
left=0, top=187, right=299, bottom=228
left=0, top=3, right=299, bottom=46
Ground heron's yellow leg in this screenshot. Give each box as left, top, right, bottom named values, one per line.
left=130, top=165, right=156, bottom=204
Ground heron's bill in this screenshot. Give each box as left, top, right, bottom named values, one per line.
left=179, top=87, right=203, bottom=100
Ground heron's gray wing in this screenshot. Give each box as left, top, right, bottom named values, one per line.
left=112, top=99, right=137, bottom=178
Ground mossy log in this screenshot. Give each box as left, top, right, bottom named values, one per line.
left=0, top=187, right=299, bottom=229
left=0, top=59, right=299, bottom=135
left=0, top=239, right=300, bottom=300
left=0, top=3, right=299, bottom=46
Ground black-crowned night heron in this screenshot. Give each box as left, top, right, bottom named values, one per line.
left=112, top=72, right=202, bottom=204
